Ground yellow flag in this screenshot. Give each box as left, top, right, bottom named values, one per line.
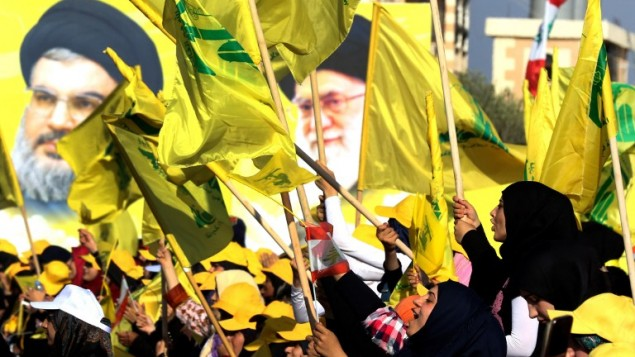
left=57, top=87, right=143, bottom=225
left=540, top=0, right=617, bottom=214
left=159, top=0, right=316, bottom=197
left=525, top=69, right=557, bottom=182
left=522, top=79, right=533, bottom=141
left=589, top=83, right=635, bottom=234
left=0, top=128, right=23, bottom=209
left=358, top=4, right=431, bottom=193
left=411, top=93, right=457, bottom=282
left=229, top=150, right=318, bottom=196
left=261, top=0, right=361, bottom=82
left=108, top=124, right=233, bottom=266
left=159, top=0, right=292, bottom=167
left=362, top=3, right=523, bottom=194
left=87, top=211, right=140, bottom=258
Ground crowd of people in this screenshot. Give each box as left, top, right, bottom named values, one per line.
left=2, top=0, right=634, bottom=356
left=0, top=172, right=633, bottom=357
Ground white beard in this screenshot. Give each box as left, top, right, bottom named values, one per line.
left=12, top=117, right=74, bottom=202
left=295, top=109, right=363, bottom=206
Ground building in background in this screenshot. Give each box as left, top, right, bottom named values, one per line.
left=486, top=0, right=635, bottom=97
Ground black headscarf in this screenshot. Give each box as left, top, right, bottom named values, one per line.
left=400, top=280, right=507, bottom=356
left=49, top=309, right=113, bottom=357
left=515, top=240, right=607, bottom=311
left=499, top=181, right=579, bottom=267
left=20, top=0, right=163, bottom=93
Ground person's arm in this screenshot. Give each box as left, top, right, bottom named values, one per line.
left=173, top=298, right=213, bottom=338
left=376, top=223, right=403, bottom=293
left=461, top=226, right=507, bottom=304
left=290, top=286, right=325, bottom=323
left=506, top=296, right=539, bottom=356
left=324, top=195, right=387, bottom=270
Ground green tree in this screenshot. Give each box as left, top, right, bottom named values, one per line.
left=457, top=70, right=526, bottom=144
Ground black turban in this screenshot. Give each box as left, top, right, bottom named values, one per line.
left=20, top=0, right=163, bottom=93
left=279, top=14, right=371, bottom=99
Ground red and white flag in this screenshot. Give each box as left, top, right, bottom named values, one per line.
left=113, top=278, right=130, bottom=328
left=525, top=0, right=567, bottom=96
left=306, top=222, right=349, bottom=281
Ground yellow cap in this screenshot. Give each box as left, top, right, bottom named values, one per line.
left=40, top=261, right=71, bottom=296
left=375, top=195, right=416, bottom=228
left=244, top=317, right=296, bottom=351
left=548, top=293, right=635, bottom=344
left=201, top=242, right=247, bottom=270
left=213, top=282, right=265, bottom=331
left=259, top=301, right=294, bottom=320
left=0, top=239, right=18, bottom=257
left=5, top=262, right=30, bottom=279
left=587, top=342, right=635, bottom=356
left=243, top=247, right=266, bottom=284
left=80, top=254, right=101, bottom=271
left=20, top=240, right=50, bottom=262
left=262, top=258, right=293, bottom=286
left=110, top=249, right=143, bottom=280
left=193, top=271, right=218, bottom=291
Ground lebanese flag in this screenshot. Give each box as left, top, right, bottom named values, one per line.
left=113, top=278, right=130, bottom=327
left=525, top=0, right=567, bottom=96
left=306, top=222, right=349, bottom=281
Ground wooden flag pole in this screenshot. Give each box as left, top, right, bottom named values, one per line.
left=429, top=0, right=464, bottom=198
left=608, top=138, right=635, bottom=301
left=19, top=206, right=40, bottom=277
left=208, top=163, right=295, bottom=258
left=296, top=145, right=414, bottom=260
left=310, top=71, right=327, bottom=162
left=164, top=234, right=236, bottom=357
left=247, top=0, right=318, bottom=325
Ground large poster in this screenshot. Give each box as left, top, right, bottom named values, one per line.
left=0, top=1, right=433, bottom=254
left=0, top=0, right=175, bottom=252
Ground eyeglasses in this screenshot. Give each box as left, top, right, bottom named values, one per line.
left=293, top=92, right=365, bottom=116
left=27, top=87, right=104, bottom=121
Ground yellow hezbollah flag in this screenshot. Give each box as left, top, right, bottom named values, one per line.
left=524, top=69, right=557, bottom=182
left=589, top=83, right=635, bottom=234
left=412, top=93, right=456, bottom=282
left=358, top=4, right=432, bottom=193
left=159, top=0, right=293, bottom=168
left=0, top=128, right=23, bottom=209
left=523, top=80, right=533, bottom=140
left=261, top=0, right=361, bottom=82
left=229, top=150, right=318, bottom=196
left=57, top=82, right=142, bottom=225
left=364, top=4, right=523, bottom=193
left=108, top=124, right=233, bottom=266
left=540, top=0, right=618, bottom=214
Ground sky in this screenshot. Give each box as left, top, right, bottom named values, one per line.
left=468, top=0, right=635, bottom=83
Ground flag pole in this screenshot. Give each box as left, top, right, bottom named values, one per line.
left=310, top=71, right=327, bottom=162
left=296, top=145, right=414, bottom=260
left=429, top=0, right=464, bottom=198
left=1, top=127, right=41, bottom=277
left=165, top=234, right=236, bottom=357
left=247, top=0, right=318, bottom=326
left=19, top=206, right=40, bottom=277
left=208, top=163, right=295, bottom=258
left=608, top=138, right=635, bottom=301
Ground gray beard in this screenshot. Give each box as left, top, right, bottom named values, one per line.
left=12, top=118, right=74, bottom=203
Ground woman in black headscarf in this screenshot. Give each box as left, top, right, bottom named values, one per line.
left=326, top=271, right=506, bottom=356
left=453, top=181, right=579, bottom=356
left=515, top=239, right=616, bottom=354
